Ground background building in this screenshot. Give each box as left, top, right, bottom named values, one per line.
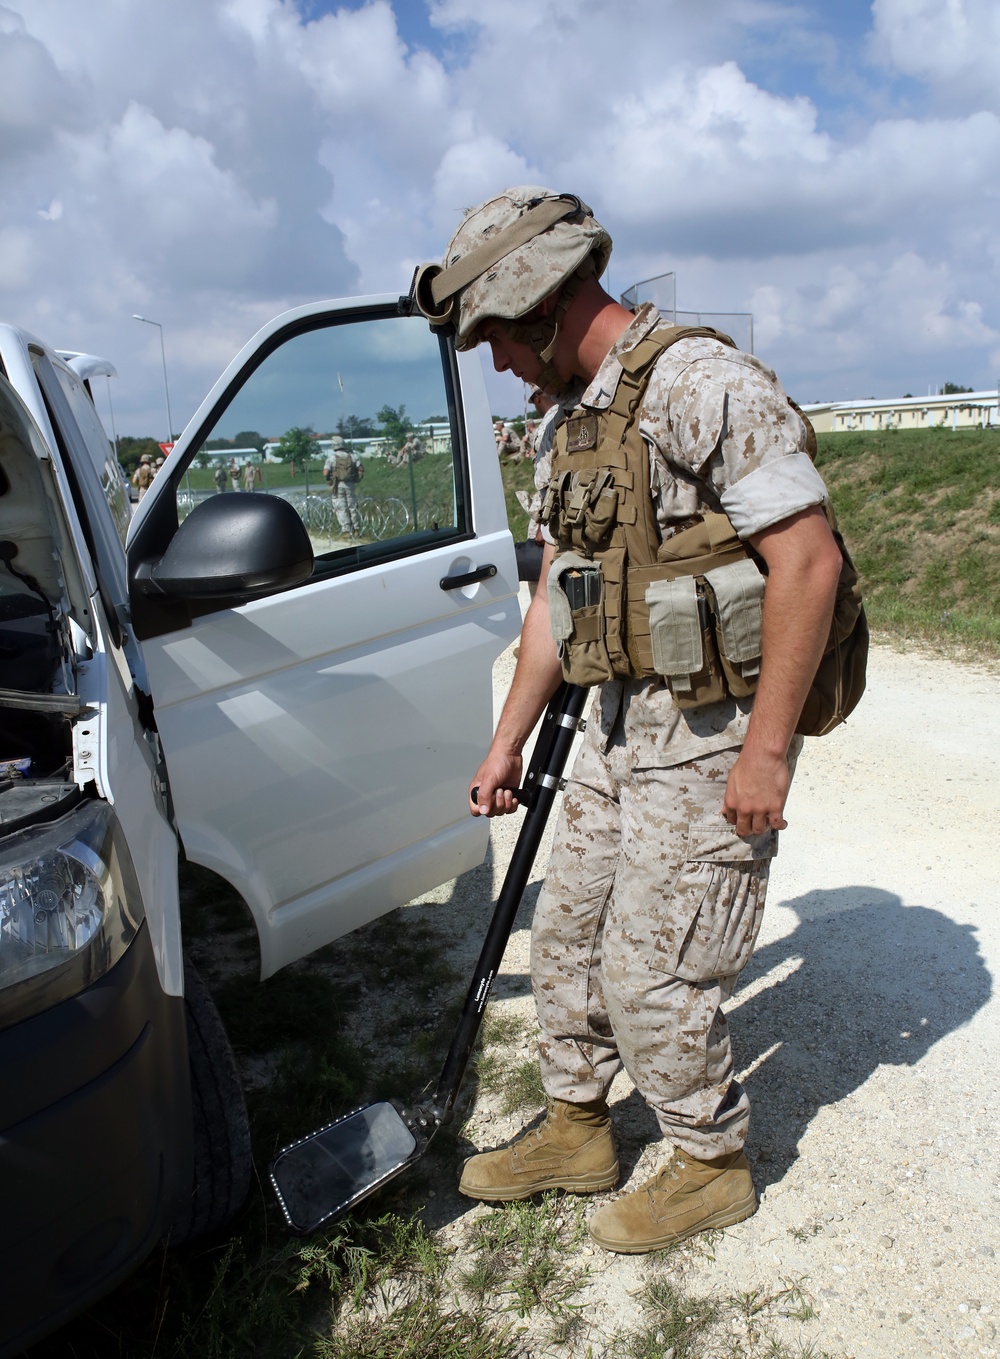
left=803, top=391, right=999, bottom=433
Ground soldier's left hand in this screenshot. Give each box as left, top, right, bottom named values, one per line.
left=721, top=749, right=789, bottom=836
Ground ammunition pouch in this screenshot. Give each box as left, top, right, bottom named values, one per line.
left=547, top=551, right=614, bottom=686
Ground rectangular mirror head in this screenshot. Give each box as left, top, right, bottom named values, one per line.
left=270, top=1102, right=419, bottom=1234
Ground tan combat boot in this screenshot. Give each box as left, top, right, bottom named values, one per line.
left=587, top=1147, right=757, bottom=1253
left=458, top=1099, right=619, bottom=1201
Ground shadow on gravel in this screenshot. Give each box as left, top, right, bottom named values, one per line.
left=412, top=870, right=993, bottom=1208
left=731, top=887, right=993, bottom=1189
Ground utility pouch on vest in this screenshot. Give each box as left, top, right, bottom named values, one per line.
left=623, top=513, right=763, bottom=703
left=704, top=558, right=765, bottom=698
left=547, top=552, right=615, bottom=686
left=644, top=576, right=729, bottom=707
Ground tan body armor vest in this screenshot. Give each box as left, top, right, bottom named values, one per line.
left=539, top=326, right=868, bottom=737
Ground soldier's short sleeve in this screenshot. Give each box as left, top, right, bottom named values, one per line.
left=660, top=352, right=830, bottom=537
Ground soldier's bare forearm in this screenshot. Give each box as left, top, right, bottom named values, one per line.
left=491, top=592, right=563, bottom=759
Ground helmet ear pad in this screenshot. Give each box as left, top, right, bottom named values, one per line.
left=486, top=312, right=568, bottom=398
left=489, top=259, right=594, bottom=397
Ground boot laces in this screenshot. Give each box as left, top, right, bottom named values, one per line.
left=522, top=1103, right=557, bottom=1146
left=645, top=1152, right=686, bottom=1196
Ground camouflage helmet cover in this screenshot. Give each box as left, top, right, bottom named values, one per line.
left=442, top=186, right=612, bottom=350
left=140, top=453, right=152, bottom=463
left=330, top=435, right=346, bottom=448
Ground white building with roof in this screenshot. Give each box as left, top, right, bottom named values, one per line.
left=802, top=390, right=999, bottom=434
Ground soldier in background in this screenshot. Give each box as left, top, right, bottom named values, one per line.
left=520, top=420, right=537, bottom=459
left=131, top=453, right=155, bottom=501
left=387, top=433, right=425, bottom=468
left=213, top=462, right=228, bottom=493
left=514, top=386, right=573, bottom=591
left=495, top=422, right=521, bottom=460
left=323, top=435, right=363, bottom=537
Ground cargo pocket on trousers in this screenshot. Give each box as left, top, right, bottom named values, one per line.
left=650, top=823, right=778, bottom=981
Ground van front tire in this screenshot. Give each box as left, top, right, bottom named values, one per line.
left=170, top=959, right=251, bottom=1243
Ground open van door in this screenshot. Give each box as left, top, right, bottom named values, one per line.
left=127, top=296, right=519, bottom=978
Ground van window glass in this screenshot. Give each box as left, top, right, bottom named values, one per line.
left=51, top=365, right=131, bottom=548
left=181, top=314, right=464, bottom=568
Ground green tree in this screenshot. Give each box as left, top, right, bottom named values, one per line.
left=275, top=426, right=316, bottom=464
left=337, top=413, right=376, bottom=440
left=940, top=382, right=974, bottom=395
left=376, top=404, right=414, bottom=451
left=234, top=429, right=266, bottom=453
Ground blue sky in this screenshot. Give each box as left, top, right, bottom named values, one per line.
left=1, top=0, right=997, bottom=432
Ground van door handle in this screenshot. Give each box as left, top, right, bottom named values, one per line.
left=439, top=564, right=498, bottom=590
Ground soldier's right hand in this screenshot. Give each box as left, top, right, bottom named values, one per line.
left=468, top=751, right=523, bottom=817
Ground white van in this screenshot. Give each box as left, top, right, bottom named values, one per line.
left=0, top=295, right=519, bottom=1354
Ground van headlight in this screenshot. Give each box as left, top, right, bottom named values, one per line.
left=0, top=799, right=144, bottom=1029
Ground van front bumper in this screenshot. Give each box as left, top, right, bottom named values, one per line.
left=0, top=921, right=191, bottom=1358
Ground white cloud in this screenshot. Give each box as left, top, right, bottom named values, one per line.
left=0, top=0, right=997, bottom=430
left=871, top=0, right=1000, bottom=108
left=0, top=226, right=36, bottom=289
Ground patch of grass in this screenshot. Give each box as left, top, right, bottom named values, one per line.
left=316, top=1215, right=522, bottom=1359
left=813, top=427, right=1000, bottom=654
left=473, top=1006, right=544, bottom=1115
left=609, top=1276, right=720, bottom=1358
left=460, top=1193, right=589, bottom=1323
left=480, top=1007, right=532, bottom=1048
left=608, top=1274, right=833, bottom=1359
left=217, top=968, right=352, bottom=1054
left=489, top=1056, right=546, bottom=1115
left=317, top=1299, right=519, bottom=1359
left=786, top=1220, right=823, bottom=1242
left=350, top=913, right=460, bottom=1001
left=24, top=1221, right=362, bottom=1359
left=498, top=454, right=538, bottom=542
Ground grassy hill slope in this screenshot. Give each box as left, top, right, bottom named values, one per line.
left=815, top=428, right=1000, bottom=654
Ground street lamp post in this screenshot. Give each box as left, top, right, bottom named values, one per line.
left=132, top=314, right=174, bottom=444
left=133, top=313, right=194, bottom=503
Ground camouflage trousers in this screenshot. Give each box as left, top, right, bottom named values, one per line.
left=333, top=484, right=361, bottom=536
left=531, top=689, right=800, bottom=1158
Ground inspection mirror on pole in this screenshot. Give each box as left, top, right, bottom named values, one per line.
left=270, top=683, right=588, bottom=1235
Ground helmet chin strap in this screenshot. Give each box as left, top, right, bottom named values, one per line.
left=501, top=260, right=593, bottom=397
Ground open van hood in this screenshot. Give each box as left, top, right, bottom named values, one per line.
left=0, top=374, right=89, bottom=690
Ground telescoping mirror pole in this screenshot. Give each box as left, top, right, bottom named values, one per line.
left=269, top=683, right=588, bottom=1235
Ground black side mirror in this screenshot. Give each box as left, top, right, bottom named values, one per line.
left=133, top=492, right=313, bottom=599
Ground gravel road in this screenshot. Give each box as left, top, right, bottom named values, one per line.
left=414, top=617, right=999, bottom=1358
